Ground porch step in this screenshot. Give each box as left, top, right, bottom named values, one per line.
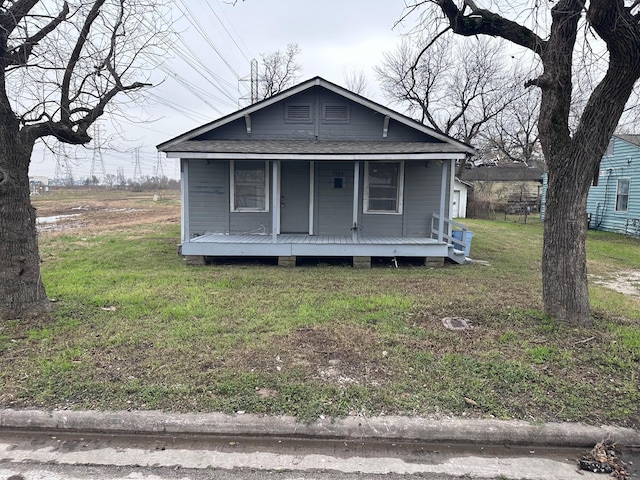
left=447, top=246, right=467, bottom=264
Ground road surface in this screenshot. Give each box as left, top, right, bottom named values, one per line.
left=0, top=429, right=637, bottom=479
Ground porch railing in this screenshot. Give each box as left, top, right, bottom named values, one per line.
left=431, top=214, right=469, bottom=253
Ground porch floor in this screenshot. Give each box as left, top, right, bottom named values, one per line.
left=191, top=233, right=439, bottom=245
left=183, top=233, right=449, bottom=258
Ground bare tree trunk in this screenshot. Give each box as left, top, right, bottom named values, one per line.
left=0, top=126, right=49, bottom=319
left=541, top=160, right=591, bottom=326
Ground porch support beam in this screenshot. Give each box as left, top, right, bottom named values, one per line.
left=272, top=160, right=280, bottom=242
left=181, top=159, right=189, bottom=243
left=438, top=160, right=447, bottom=243
left=352, top=161, right=360, bottom=241
left=309, top=161, right=315, bottom=235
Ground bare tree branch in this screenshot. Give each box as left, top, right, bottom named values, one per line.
left=435, top=0, right=547, bottom=55
left=60, top=0, right=107, bottom=125
left=4, top=2, right=69, bottom=66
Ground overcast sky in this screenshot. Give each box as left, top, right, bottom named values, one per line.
left=29, top=0, right=410, bottom=182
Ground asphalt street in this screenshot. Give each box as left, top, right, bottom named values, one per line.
left=1, top=410, right=639, bottom=479
left=2, top=429, right=635, bottom=480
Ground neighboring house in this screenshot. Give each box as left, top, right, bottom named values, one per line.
left=157, top=76, right=476, bottom=267
left=541, top=134, right=640, bottom=235
left=453, top=178, right=472, bottom=218
left=460, top=163, right=545, bottom=212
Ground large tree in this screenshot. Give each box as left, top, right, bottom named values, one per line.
left=376, top=37, right=516, bottom=140
left=258, top=43, right=302, bottom=100
left=375, top=36, right=526, bottom=173
left=412, top=0, right=640, bottom=325
left=0, top=0, right=168, bottom=320
left=479, top=88, right=543, bottom=167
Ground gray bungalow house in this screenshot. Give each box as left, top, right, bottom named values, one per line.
left=541, top=134, right=640, bottom=235
left=157, top=77, right=476, bottom=266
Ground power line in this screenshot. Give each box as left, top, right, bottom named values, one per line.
left=207, top=1, right=251, bottom=64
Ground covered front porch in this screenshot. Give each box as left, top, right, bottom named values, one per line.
left=181, top=216, right=469, bottom=265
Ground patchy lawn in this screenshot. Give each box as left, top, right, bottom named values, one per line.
left=0, top=188, right=638, bottom=426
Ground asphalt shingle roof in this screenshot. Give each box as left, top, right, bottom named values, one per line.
left=164, top=140, right=465, bottom=155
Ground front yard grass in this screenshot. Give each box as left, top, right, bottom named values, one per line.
left=1, top=215, right=639, bottom=427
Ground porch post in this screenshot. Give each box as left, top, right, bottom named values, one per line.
left=309, top=161, right=315, bottom=235
left=352, top=161, right=360, bottom=241
left=438, top=160, right=447, bottom=242
left=272, top=160, right=279, bottom=242
left=181, top=159, right=189, bottom=243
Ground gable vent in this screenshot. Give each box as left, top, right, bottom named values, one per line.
left=285, top=103, right=312, bottom=123
left=323, top=103, right=350, bottom=123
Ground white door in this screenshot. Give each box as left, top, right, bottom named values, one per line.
left=452, top=190, right=460, bottom=218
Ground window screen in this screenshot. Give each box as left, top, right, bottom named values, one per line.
left=365, top=162, right=402, bottom=213
left=233, top=161, right=267, bottom=211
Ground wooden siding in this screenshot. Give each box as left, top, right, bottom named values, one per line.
left=230, top=211, right=272, bottom=234
left=403, top=161, right=447, bottom=236
left=587, top=137, right=640, bottom=234
left=195, top=87, right=439, bottom=143
left=187, top=160, right=229, bottom=237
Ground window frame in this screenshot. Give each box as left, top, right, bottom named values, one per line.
left=363, top=161, right=404, bottom=215
left=615, top=178, right=630, bottom=213
left=230, top=160, right=270, bottom=212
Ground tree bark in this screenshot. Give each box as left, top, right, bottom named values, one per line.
left=429, top=0, right=640, bottom=326
left=0, top=124, right=49, bottom=319
left=542, top=152, right=591, bottom=326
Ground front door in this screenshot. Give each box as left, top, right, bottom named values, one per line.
left=280, top=161, right=310, bottom=233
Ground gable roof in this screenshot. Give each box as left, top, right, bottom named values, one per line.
left=157, top=76, right=476, bottom=156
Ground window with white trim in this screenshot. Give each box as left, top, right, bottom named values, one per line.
left=364, top=161, right=404, bottom=214
left=231, top=161, right=269, bottom=212
left=616, top=178, right=630, bottom=212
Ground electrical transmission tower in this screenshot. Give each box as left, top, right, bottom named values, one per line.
left=154, top=153, right=164, bottom=178
left=250, top=58, right=258, bottom=104
left=89, top=125, right=107, bottom=184
left=117, top=167, right=126, bottom=187
left=239, top=58, right=259, bottom=106
left=54, top=142, right=73, bottom=185
left=133, top=148, right=143, bottom=182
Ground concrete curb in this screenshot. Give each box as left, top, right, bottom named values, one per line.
left=1, top=409, right=639, bottom=447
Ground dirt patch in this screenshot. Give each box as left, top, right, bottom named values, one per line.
left=226, top=325, right=392, bottom=387
left=591, top=271, right=640, bottom=297
left=33, top=190, right=180, bottom=234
